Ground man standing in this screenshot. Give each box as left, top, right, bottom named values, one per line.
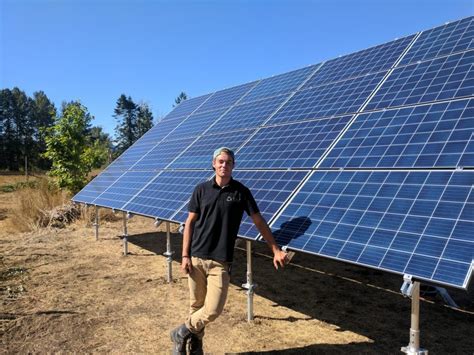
left=170, top=147, right=288, bottom=354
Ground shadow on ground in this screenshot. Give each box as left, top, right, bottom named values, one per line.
left=127, top=230, right=474, bottom=353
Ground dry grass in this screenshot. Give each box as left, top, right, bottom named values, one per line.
left=6, top=179, right=70, bottom=232
left=77, top=204, right=123, bottom=228
left=1, top=172, right=473, bottom=353
left=1, top=217, right=473, bottom=354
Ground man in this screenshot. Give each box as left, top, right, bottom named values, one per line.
left=170, top=147, right=288, bottom=354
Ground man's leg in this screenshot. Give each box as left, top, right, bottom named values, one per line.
left=186, top=259, right=230, bottom=333
left=188, top=257, right=207, bottom=315
left=170, top=258, right=207, bottom=354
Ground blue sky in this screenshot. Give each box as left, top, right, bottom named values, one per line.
left=1, top=0, right=472, bottom=138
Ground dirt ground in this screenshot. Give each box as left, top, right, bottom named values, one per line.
left=1, top=182, right=473, bottom=354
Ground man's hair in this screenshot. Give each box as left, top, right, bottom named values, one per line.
left=212, top=147, right=235, bottom=162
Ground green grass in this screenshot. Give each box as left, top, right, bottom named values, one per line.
left=0, top=180, right=38, bottom=193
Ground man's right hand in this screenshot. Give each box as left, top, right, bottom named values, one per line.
left=181, top=256, right=193, bottom=274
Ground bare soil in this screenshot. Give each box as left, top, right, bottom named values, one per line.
left=1, top=182, right=473, bottom=354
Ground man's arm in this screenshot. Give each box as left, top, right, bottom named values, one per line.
left=182, top=212, right=198, bottom=274
left=250, top=212, right=288, bottom=269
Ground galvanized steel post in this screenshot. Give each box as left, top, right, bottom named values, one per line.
left=122, top=211, right=128, bottom=256
left=94, top=205, right=99, bottom=241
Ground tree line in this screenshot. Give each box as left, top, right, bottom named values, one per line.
left=0, top=87, right=187, bottom=192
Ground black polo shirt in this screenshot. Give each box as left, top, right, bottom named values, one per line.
left=188, top=177, right=259, bottom=262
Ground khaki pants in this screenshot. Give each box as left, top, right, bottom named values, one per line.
left=185, top=257, right=230, bottom=333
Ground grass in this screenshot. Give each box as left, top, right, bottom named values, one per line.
left=8, top=178, right=70, bottom=232
left=1, top=171, right=120, bottom=232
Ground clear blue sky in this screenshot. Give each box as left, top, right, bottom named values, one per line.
left=1, top=0, right=472, bottom=138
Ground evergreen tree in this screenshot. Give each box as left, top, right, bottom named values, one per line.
left=43, top=101, right=94, bottom=192
left=113, top=94, right=138, bottom=154
left=136, top=102, right=154, bottom=138
left=0, top=89, right=14, bottom=169
left=174, top=92, right=188, bottom=107
left=30, top=91, right=56, bottom=169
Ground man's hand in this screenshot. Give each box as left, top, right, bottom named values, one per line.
left=181, top=256, right=193, bottom=274
left=273, top=249, right=289, bottom=270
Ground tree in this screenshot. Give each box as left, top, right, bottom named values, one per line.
left=174, top=92, right=188, bottom=107
left=43, top=101, right=95, bottom=193
left=136, top=102, right=154, bottom=138
left=30, top=91, right=56, bottom=169
left=113, top=94, right=138, bottom=154
left=0, top=89, right=15, bottom=169
left=86, top=126, right=113, bottom=168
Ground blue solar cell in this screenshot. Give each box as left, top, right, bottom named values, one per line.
left=234, top=170, right=308, bottom=239
left=124, top=170, right=213, bottom=220
left=132, top=136, right=197, bottom=170
left=72, top=169, right=124, bottom=204
left=269, top=72, right=385, bottom=124
left=401, top=17, right=473, bottom=65
left=168, top=129, right=256, bottom=169
left=242, top=65, right=319, bottom=103
left=106, top=117, right=186, bottom=171
left=304, top=36, right=415, bottom=88
left=171, top=109, right=227, bottom=138
left=272, top=170, right=474, bottom=288
left=237, top=116, right=352, bottom=169
left=321, top=98, right=474, bottom=168
left=365, top=50, right=473, bottom=111
left=194, top=82, right=258, bottom=113
left=162, top=94, right=212, bottom=121
left=93, top=171, right=157, bottom=209
left=211, top=94, right=289, bottom=132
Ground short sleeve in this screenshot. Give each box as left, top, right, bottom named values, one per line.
left=188, top=185, right=201, bottom=213
left=244, top=187, right=260, bottom=216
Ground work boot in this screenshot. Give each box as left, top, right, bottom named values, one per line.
left=188, top=329, right=204, bottom=355
left=170, top=324, right=192, bottom=354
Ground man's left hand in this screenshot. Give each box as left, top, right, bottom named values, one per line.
left=273, top=250, right=289, bottom=270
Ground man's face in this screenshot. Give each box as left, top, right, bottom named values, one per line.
left=213, top=152, right=234, bottom=178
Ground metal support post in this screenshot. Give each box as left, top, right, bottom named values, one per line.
left=94, top=205, right=99, bottom=241
left=163, top=221, right=174, bottom=283
left=122, top=211, right=128, bottom=256
left=242, top=240, right=256, bottom=322
left=401, top=275, right=428, bottom=355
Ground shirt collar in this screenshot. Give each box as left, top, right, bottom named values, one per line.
left=212, top=176, right=233, bottom=189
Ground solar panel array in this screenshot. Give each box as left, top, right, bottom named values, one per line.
left=73, top=17, right=473, bottom=289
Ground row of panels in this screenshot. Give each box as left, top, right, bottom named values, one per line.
left=72, top=17, right=474, bottom=289
left=75, top=168, right=473, bottom=289
left=159, top=17, right=472, bottom=119
left=270, top=170, right=473, bottom=289
left=88, top=97, right=473, bottom=177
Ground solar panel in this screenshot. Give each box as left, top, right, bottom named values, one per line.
left=236, top=116, right=352, bottom=169
left=234, top=170, right=309, bottom=239
left=271, top=170, right=473, bottom=288
left=131, top=136, right=198, bottom=171
left=168, top=129, right=257, bottom=169
left=321, top=98, right=474, bottom=169
left=171, top=108, right=228, bottom=138
left=400, top=16, right=474, bottom=66
left=241, top=65, right=319, bottom=103
left=211, top=94, right=289, bottom=132
left=194, top=81, right=258, bottom=113
left=303, top=36, right=415, bottom=88
left=93, top=171, right=157, bottom=209
left=73, top=17, right=474, bottom=289
left=161, top=94, right=212, bottom=121
left=269, top=71, right=386, bottom=124
left=124, top=170, right=213, bottom=220
left=365, top=50, right=473, bottom=112
left=73, top=169, right=124, bottom=205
